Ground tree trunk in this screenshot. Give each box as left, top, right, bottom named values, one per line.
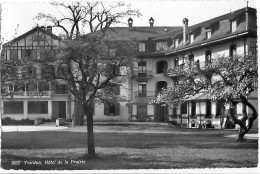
left=72, top=100, right=84, bottom=126
left=237, top=127, right=246, bottom=142
left=226, top=98, right=258, bottom=142
left=85, top=101, right=96, bottom=157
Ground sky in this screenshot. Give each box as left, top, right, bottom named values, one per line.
left=0, top=0, right=257, bottom=42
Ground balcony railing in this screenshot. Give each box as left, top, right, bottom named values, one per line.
left=11, top=91, right=51, bottom=98
left=132, top=70, right=153, bottom=81
left=52, top=90, right=69, bottom=94
left=134, top=91, right=156, bottom=98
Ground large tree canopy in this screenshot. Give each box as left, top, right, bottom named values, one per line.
left=34, top=1, right=141, bottom=157
left=154, top=54, right=258, bottom=141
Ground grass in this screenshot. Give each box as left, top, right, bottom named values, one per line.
left=1, top=125, right=258, bottom=170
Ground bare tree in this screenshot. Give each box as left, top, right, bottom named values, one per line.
left=35, top=1, right=140, bottom=157
left=35, top=1, right=141, bottom=38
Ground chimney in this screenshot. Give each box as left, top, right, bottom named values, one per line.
left=46, top=26, right=52, bottom=33
left=182, top=18, right=189, bottom=45
left=128, top=18, right=133, bottom=27
left=149, top=17, right=154, bottom=27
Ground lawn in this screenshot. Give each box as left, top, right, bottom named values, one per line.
left=1, top=125, right=258, bottom=170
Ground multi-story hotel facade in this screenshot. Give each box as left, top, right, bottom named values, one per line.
left=129, top=7, right=257, bottom=128
left=1, top=6, right=257, bottom=128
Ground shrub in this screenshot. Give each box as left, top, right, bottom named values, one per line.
left=2, top=117, right=34, bottom=125
left=167, top=120, right=178, bottom=125
left=42, top=118, right=53, bottom=122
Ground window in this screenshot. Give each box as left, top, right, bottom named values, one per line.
left=216, top=99, right=225, bottom=117
left=230, top=44, right=237, bottom=57
left=174, top=58, right=179, bottom=68
left=156, top=41, right=168, bottom=51
left=55, top=84, right=68, bottom=94
left=138, top=82, right=147, bottom=97
left=138, top=61, right=147, bottom=76
left=191, top=101, right=196, bottom=117
left=196, top=59, right=200, bottom=69
left=175, top=38, right=179, bottom=48
left=205, top=50, right=212, bottom=65
left=28, top=101, right=48, bottom=114
left=11, top=83, right=25, bottom=92
left=109, top=49, right=117, bottom=57
left=42, top=66, right=55, bottom=79
left=139, top=43, right=145, bottom=52
left=10, top=49, right=18, bottom=60
left=38, top=82, right=49, bottom=91
left=109, top=83, right=120, bottom=95
left=181, top=102, right=187, bottom=114
left=137, top=105, right=147, bottom=117
left=190, top=34, right=194, bottom=44
left=57, top=66, right=65, bottom=77
left=206, top=29, right=211, bottom=40
left=156, top=81, right=167, bottom=94
left=40, top=49, right=56, bottom=60
left=21, top=49, right=32, bottom=59
left=231, top=20, right=237, bottom=33
left=4, top=101, right=24, bottom=114
left=104, top=103, right=120, bottom=116
left=206, top=100, right=211, bottom=118
left=22, top=67, right=36, bottom=78
left=189, top=54, right=194, bottom=66
left=26, top=82, right=37, bottom=91
left=250, top=41, right=257, bottom=55
left=157, top=61, right=168, bottom=74
left=172, top=107, right=177, bottom=118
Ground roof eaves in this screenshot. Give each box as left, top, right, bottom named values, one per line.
left=4, top=27, right=61, bottom=45
left=165, top=31, right=249, bottom=55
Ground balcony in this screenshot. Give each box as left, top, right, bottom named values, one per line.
left=11, top=91, right=52, bottom=98
left=134, top=91, right=156, bottom=98
left=132, top=70, right=153, bottom=82
left=52, top=89, right=69, bottom=95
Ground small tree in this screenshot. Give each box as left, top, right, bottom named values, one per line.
left=154, top=54, right=258, bottom=142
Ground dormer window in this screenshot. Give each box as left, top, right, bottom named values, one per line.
left=139, top=43, right=145, bottom=52
left=206, top=29, right=211, bottom=40
left=231, top=20, right=237, bottom=33
left=156, top=41, right=168, bottom=51
left=190, top=34, right=194, bottom=44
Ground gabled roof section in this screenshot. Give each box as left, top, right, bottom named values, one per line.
left=152, top=7, right=256, bottom=42
left=103, top=26, right=182, bottom=41
left=4, top=26, right=61, bottom=46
